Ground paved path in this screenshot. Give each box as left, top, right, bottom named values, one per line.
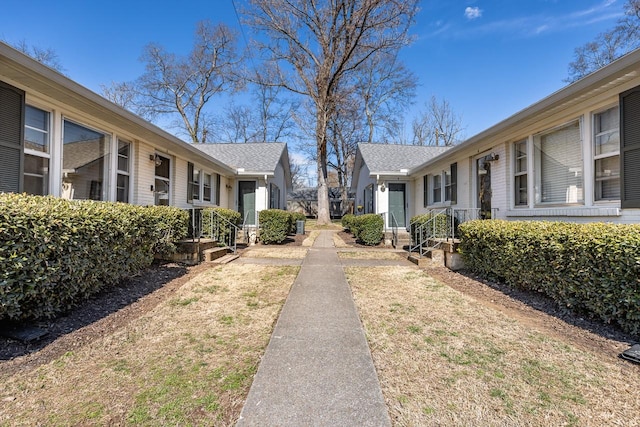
left=236, top=230, right=391, bottom=426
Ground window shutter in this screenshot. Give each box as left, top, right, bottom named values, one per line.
left=450, top=163, right=458, bottom=204
left=215, top=174, right=221, bottom=205
left=621, top=86, right=640, bottom=208
left=0, top=81, right=25, bottom=193
left=423, top=175, right=428, bottom=207
left=187, top=162, right=194, bottom=201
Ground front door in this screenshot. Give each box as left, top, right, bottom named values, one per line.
left=388, top=183, right=406, bottom=227
left=477, top=157, right=492, bottom=219
left=238, top=181, right=256, bottom=225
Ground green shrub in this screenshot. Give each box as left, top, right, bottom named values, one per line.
left=352, top=214, right=384, bottom=246
left=458, top=220, right=640, bottom=335
left=0, top=194, right=188, bottom=321
left=259, top=209, right=292, bottom=244
left=201, top=207, right=241, bottom=244
left=341, top=214, right=355, bottom=231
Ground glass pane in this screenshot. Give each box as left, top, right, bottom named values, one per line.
left=25, top=106, right=49, bottom=153
left=595, top=155, right=620, bottom=200
left=536, top=121, right=583, bottom=203
left=24, top=154, right=49, bottom=195
left=594, top=107, right=620, bottom=156
left=118, top=141, right=130, bottom=172
left=62, top=120, right=109, bottom=201
left=117, top=174, right=129, bottom=203
left=155, top=155, right=170, bottom=179
left=155, top=178, right=170, bottom=206
left=515, top=175, right=527, bottom=205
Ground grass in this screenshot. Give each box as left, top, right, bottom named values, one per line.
left=2, top=237, right=638, bottom=426
left=346, top=266, right=640, bottom=426
left=337, top=250, right=404, bottom=260
left=0, top=264, right=298, bottom=426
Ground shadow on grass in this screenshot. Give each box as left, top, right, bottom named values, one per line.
left=0, top=261, right=190, bottom=361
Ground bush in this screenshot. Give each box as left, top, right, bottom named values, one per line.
left=458, top=220, right=640, bottom=335
left=259, top=209, right=292, bottom=244
left=0, top=194, right=188, bottom=321
left=341, top=214, right=355, bottom=231
left=201, top=207, right=241, bottom=244
left=352, top=214, right=383, bottom=246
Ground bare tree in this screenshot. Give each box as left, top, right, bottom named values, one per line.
left=6, top=39, right=64, bottom=72
left=244, top=0, right=418, bottom=224
left=567, top=0, right=640, bottom=83
left=411, top=96, right=464, bottom=146
left=129, top=21, right=243, bottom=142
left=356, top=51, right=417, bottom=143
left=100, top=81, right=136, bottom=110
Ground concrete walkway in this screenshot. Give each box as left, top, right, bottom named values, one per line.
left=236, top=230, right=391, bottom=426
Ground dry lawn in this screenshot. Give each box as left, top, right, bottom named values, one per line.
left=338, top=250, right=404, bottom=260
left=241, top=247, right=308, bottom=259
left=0, top=264, right=298, bottom=426
left=347, top=266, right=640, bottom=427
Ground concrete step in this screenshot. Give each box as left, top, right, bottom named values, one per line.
left=202, top=246, right=230, bottom=262
left=212, top=254, right=239, bottom=264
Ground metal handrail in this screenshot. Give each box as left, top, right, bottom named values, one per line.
left=204, top=209, right=239, bottom=254
left=410, top=208, right=449, bottom=257
left=390, top=212, right=399, bottom=248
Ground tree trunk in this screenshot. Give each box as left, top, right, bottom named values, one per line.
left=316, top=106, right=331, bottom=225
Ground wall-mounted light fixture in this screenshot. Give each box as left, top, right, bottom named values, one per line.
left=380, top=183, right=386, bottom=192
left=149, top=154, right=163, bottom=167
left=484, top=152, right=499, bottom=162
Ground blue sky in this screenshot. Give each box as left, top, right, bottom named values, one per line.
left=0, top=0, right=624, bottom=140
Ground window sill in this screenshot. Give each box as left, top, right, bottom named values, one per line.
left=506, top=207, right=621, bottom=217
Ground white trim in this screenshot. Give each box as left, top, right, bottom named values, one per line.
left=506, top=207, right=621, bottom=217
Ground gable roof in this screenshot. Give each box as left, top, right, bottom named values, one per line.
left=355, top=143, right=451, bottom=175
left=194, top=142, right=290, bottom=179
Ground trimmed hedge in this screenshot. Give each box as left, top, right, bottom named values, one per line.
left=259, top=209, right=292, bottom=244
left=0, top=194, right=188, bottom=321
left=350, top=214, right=384, bottom=246
left=202, top=207, right=241, bottom=243
left=458, top=220, right=640, bottom=335
left=341, top=214, right=355, bottom=232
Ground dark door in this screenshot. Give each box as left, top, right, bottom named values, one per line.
left=238, top=181, right=256, bottom=225
left=477, top=158, right=492, bottom=219
left=388, top=183, right=406, bottom=227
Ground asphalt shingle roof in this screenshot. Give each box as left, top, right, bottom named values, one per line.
left=357, top=143, right=451, bottom=173
left=193, top=142, right=286, bottom=172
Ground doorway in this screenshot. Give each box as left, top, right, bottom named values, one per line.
left=238, top=181, right=256, bottom=225
left=477, top=157, right=492, bottom=219
left=388, top=183, right=406, bottom=227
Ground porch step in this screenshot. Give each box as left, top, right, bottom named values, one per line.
left=408, top=248, right=445, bottom=267
left=211, top=254, right=239, bottom=264
left=203, top=246, right=230, bottom=262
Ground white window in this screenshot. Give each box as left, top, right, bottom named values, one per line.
left=62, top=119, right=110, bottom=201
left=24, top=105, right=50, bottom=195
left=534, top=120, right=583, bottom=204
left=187, top=162, right=200, bottom=201
left=203, top=173, right=212, bottom=202
left=116, top=140, right=130, bottom=203
left=594, top=106, right=620, bottom=201
left=514, top=139, right=528, bottom=206
left=432, top=174, right=442, bottom=203
left=154, top=154, right=171, bottom=206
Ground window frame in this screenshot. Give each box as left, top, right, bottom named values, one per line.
left=116, top=139, right=131, bottom=203
left=23, top=104, right=51, bottom=196
left=432, top=173, right=442, bottom=204
left=533, top=118, right=584, bottom=206
left=513, top=139, right=528, bottom=207
left=593, top=105, right=620, bottom=202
